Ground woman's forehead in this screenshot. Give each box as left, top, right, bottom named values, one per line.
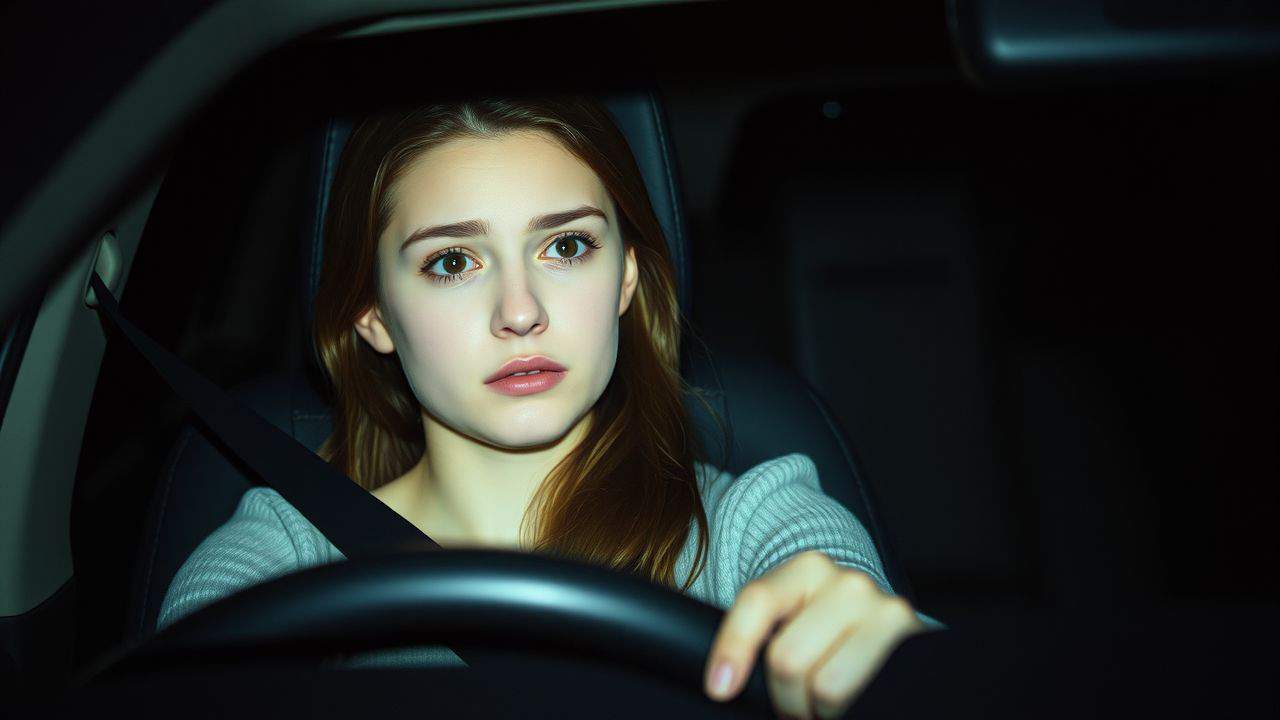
left=407, top=130, right=589, bottom=185
left=390, top=132, right=613, bottom=230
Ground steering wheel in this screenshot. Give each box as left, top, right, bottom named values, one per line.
left=76, top=549, right=780, bottom=718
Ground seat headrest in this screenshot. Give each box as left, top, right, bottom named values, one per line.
left=296, top=88, right=693, bottom=372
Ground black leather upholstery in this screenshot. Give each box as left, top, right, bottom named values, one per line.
left=128, top=88, right=913, bottom=641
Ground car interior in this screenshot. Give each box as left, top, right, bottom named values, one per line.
left=2, top=1, right=1279, bottom=718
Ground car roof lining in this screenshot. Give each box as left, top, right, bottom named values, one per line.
left=0, top=0, right=702, bottom=331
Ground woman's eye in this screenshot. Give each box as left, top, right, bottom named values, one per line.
left=418, top=231, right=601, bottom=285
left=420, top=248, right=478, bottom=285
left=542, top=231, right=602, bottom=266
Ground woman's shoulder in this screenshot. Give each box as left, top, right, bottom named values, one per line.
left=233, top=486, right=339, bottom=561
left=167, top=485, right=340, bottom=582
left=692, top=452, right=824, bottom=514
left=156, top=486, right=335, bottom=631
left=235, top=485, right=308, bottom=526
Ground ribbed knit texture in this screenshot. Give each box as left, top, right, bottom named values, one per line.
left=157, top=452, right=945, bottom=668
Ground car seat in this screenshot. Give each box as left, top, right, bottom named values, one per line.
left=126, top=86, right=915, bottom=642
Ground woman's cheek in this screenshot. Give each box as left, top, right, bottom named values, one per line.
left=572, top=295, right=622, bottom=395
left=395, top=315, right=474, bottom=408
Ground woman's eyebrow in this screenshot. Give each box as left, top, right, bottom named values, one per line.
left=399, top=205, right=607, bottom=253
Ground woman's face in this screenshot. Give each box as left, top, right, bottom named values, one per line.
left=354, top=129, right=639, bottom=449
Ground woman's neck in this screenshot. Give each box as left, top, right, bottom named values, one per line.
left=372, top=412, right=592, bottom=550
left=369, top=471, right=488, bottom=549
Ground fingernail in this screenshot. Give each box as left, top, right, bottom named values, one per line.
left=708, top=661, right=734, bottom=698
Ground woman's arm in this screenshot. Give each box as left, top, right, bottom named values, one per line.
left=728, top=453, right=944, bottom=628
left=156, top=487, right=318, bottom=631
left=705, top=453, right=944, bottom=719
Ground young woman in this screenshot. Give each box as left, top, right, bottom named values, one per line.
left=158, top=95, right=941, bottom=720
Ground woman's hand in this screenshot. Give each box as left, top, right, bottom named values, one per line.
left=704, top=550, right=925, bottom=720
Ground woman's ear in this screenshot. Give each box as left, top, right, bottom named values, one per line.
left=619, top=245, right=639, bottom=317
left=354, top=304, right=397, bottom=354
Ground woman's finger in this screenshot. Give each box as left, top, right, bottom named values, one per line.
left=809, top=597, right=921, bottom=720
left=705, top=581, right=798, bottom=701
left=764, top=570, right=882, bottom=719
left=705, top=551, right=833, bottom=701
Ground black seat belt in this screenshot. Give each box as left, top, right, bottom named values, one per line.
left=90, top=271, right=560, bottom=671
left=88, top=272, right=490, bottom=665
left=89, top=272, right=440, bottom=558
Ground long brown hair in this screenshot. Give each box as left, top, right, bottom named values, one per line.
left=310, top=94, right=725, bottom=593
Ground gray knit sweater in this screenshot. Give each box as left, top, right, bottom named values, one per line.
left=157, top=452, right=945, bottom=667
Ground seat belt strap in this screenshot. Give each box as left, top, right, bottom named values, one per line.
left=88, top=272, right=442, bottom=559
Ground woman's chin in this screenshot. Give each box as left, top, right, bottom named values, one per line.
left=484, top=422, right=576, bottom=451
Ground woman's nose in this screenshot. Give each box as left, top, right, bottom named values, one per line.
left=493, top=275, right=546, bottom=337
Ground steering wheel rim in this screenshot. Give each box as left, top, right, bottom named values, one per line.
left=81, top=549, right=775, bottom=715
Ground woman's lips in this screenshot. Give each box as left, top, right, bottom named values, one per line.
left=484, top=369, right=566, bottom=397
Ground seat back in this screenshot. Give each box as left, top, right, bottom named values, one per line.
left=128, top=88, right=913, bottom=640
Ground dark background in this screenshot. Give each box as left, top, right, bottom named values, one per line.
left=20, top=0, right=1274, bottom=673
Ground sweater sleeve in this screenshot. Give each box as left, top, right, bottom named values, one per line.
left=155, top=487, right=330, bottom=632
left=153, top=487, right=464, bottom=669
left=729, top=453, right=946, bottom=630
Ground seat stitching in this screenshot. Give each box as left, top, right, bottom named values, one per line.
left=288, top=376, right=302, bottom=440
left=311, top=122, right=333, bottom=295
left=311, top=120, right=336, bottom=307
left=137, top=424, right=194, bottom=634
left=648, top=90, right=686, bottom=301
left=799, top=381, right=915, bottom=603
